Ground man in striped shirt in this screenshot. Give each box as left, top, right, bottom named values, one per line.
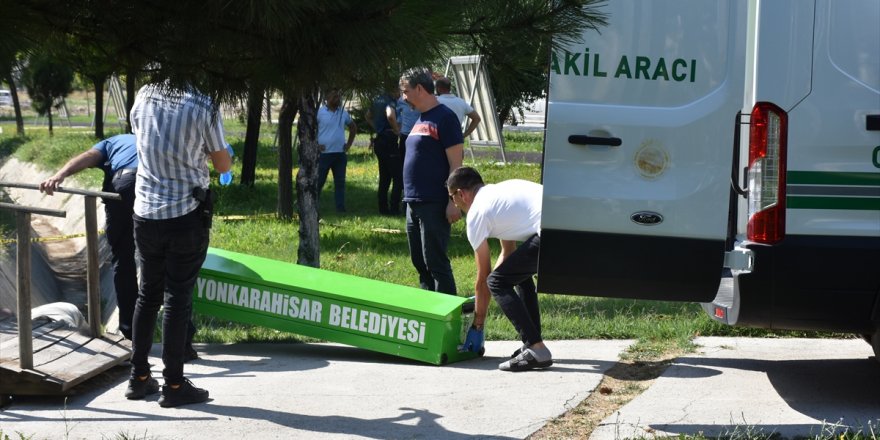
left=125, top=83, right=231, bottom=408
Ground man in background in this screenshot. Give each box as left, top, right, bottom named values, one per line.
left=435, top=76, right=482, bottom=138
left=39, top=134, right=139, bottom=341
left=399, top=67, right=463, bottom=295
left=317, top=88, right=357, bottom=213
left=367, top=87, right=403, bottom=215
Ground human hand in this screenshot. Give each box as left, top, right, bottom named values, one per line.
left=39, top=175, right=64, bottom=195
left=446, top=200, right=462, bottom=223
left=458, top=326, right=484, bottom=353
left=219, top=171, right=233, bottom=186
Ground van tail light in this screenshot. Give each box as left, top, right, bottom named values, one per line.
left=747, top=102, right=787, bottom=244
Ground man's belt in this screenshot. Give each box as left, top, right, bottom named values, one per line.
left=114, top=168, right=137, bottom=179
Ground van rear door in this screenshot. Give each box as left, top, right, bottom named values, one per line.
left=538, top=0, right=747, bottom=301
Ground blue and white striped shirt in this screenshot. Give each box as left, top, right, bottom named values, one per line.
left=130, top=84, right=227, bottom=220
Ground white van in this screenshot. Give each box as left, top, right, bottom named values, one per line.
left=0, top=90, right=12, bottom=107
left=539, top=0, right=880, bottom=357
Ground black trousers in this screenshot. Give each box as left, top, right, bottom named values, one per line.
left=103, top=169, right=138, bottom=339
left=374, top=131, right=402, bottom=214
left=130, top=209, right=208, bottom=383
left=488, top=234, right=542, bottom=346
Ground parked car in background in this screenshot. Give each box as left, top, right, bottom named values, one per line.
left=0, top=90, right=13, bottom=107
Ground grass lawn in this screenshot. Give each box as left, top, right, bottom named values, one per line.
left=1, top=125, right=865, bottom=440
left=0, top=127, right=848, bottom=354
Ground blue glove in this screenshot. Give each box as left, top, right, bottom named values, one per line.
left=219, top=144, right=234, bottom=185
left=219, top=171, right=233, bottom=186
left=459, top=326, right=484, bottom=353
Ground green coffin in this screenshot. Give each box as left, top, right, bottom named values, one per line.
left=194, top=247, right=479, bottom=365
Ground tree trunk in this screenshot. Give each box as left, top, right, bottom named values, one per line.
left=92, top=75, right=106, bottom=139
left=295, top=89, right=321, bottom=268
left=47, top=107, right=54, bottom=135
left=241, top=84, right=264, bottom=186
left=499, top=105, right=512, bottom=127
left=277, top=92, right=296, bottom=221
left=264, top=91, right=272, bottom=126
left=4, top=69, right=24, bottom=135
left=124, top=67, right=136, bottom=134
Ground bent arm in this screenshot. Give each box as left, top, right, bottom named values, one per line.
left=345, top=121, right=358, bottom=151
left=209, top=149, right=232, bottom=173
left=39, top=149, right=104, bottom=195
left=445, top=143, right=464, bottom=223
left=462, top=110, right=482, bottom=138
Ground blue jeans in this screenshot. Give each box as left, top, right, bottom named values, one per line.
left=406, top=201, right=456, bottom=295
left=489, top=234, right=542, bottom=346
left=318, top=152, right=347, bottom=211
left=131, top=209, right=209, bottom=384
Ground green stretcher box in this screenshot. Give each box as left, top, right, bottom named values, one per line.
left=194, top=247, right=479, bottom=365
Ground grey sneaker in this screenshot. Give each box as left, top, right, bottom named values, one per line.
left=125, top=375, right=160, bottom=400
left=499, top=349, right=553, bottom=372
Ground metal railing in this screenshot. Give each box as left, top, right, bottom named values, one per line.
left=0, top=182, right=120, bottom=370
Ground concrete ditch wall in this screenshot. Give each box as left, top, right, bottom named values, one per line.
left=0, top=157, right=118, bottom=328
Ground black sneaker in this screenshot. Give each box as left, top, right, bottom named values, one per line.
left=158, top=378, right=209, bottom=408
left=125, top=375, right=160, bottom=400
left=184, top=344, right=199, bottom=363
left=499, top=349, right=553, bottom=372
left=510, top=344, right=528, bottom=359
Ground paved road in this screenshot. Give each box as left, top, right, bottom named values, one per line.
left=2, top=337, right=876, bottom=439
left=592, top=337, right=880, bottom=440
left=0, top=340, right=631, bottom=440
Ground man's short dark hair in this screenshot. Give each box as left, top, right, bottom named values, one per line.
left=446, top=166, right=484, bottom=192
left=435, top=77, right=452, bottom=94
left=400, top=67, right=435, bottom=94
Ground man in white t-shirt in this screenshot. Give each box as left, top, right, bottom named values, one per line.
left=435, top=77, right=482, bottom=138
left=446, top=166, right=552, bottom=371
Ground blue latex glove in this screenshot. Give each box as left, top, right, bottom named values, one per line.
left=458, top=326, right=484, bottom=353
left=219, top=143, right=234, bottom=185
left=219, top=171, right=233, bottom=186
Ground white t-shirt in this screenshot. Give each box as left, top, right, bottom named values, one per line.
left=465, top=180, right=542, bottom=250
left=437, top=94, right=474, bottom=127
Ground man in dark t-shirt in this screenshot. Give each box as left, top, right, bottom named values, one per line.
left=399, top=67, right=464, bottom=295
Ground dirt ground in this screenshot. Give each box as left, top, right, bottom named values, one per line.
left=529, top=350, right=683, bottom=439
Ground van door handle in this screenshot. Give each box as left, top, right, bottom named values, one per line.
left=867, top=115, right=880, bottom=131
left=568, top=135, right=622, bottom=147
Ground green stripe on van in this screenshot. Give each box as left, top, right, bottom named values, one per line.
left=787, top=196, right=880, bottom=210
left=787, top=171, right=880, bottom=186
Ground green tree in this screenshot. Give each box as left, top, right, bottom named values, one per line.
left=11, top=0, right=607, bottom=267
left=450, top=0, right=608, bottom=125
left=21, top=53, right=74, bottom=135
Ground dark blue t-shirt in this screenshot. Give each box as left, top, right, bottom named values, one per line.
left=403, top=104, right=464, bottom=202
left=370, top=94, right=395, bottom=133
left=92, top=134, right=138, bottom=173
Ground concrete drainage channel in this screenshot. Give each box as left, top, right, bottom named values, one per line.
left=0, top=157, right=118, bottom=328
